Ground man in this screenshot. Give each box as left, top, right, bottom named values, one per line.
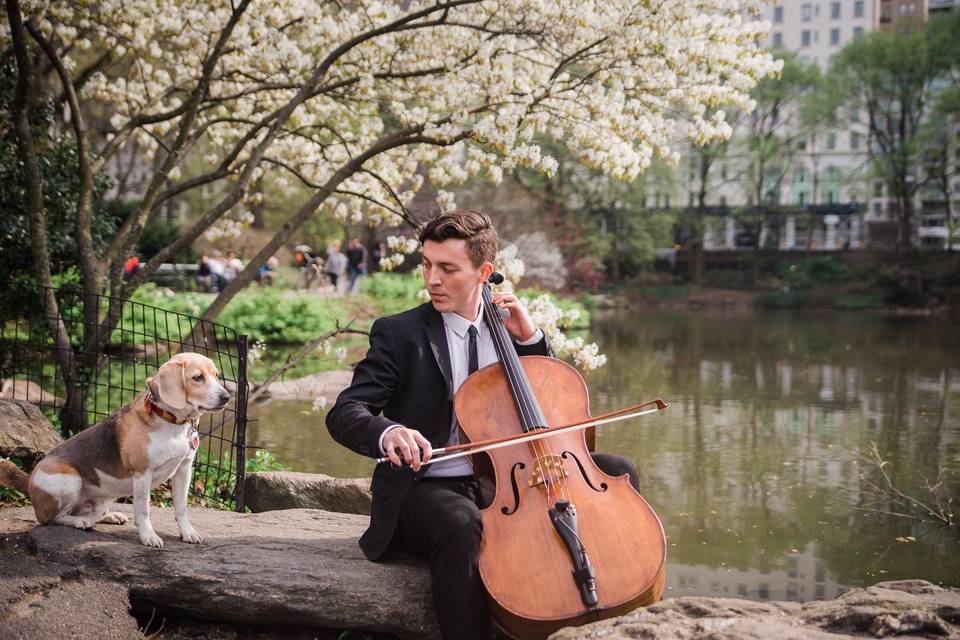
left=345, top=238, right=368, bottom=293
left=326, top=210, right=638, bottom=640
left=324, top=240, right=348, bottom=293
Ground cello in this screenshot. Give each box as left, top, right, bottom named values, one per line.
left=452, top=274, right=666, bottom=639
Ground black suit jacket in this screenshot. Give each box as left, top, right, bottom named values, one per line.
left=326, top=302, right=551, bottom=560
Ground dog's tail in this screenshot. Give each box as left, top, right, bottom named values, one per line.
left=0, top=459, right=29, bottom=494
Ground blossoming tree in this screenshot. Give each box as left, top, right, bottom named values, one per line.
left=5, top=0, right=778, bottom=430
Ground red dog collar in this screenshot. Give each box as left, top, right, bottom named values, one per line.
left=144, top=396, right=191, bottom=425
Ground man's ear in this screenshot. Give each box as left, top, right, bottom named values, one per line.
left=479, top=261, right=494, bottom=282
left=149, top=362, right=187, bottom=410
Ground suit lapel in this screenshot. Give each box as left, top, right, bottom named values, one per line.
left=424, top=307, right=454, bottom=400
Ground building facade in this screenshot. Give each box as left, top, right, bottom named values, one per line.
left=676, top=1, right=959, bottom=251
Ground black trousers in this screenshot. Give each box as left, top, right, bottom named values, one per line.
left=390, top=453, right=640, bottom=640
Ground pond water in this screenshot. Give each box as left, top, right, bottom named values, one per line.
left=247, top=308, right=960, bottom=602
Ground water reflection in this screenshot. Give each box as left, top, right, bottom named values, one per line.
left=588, top=310, right=960, bottom=599
left=247, top=309, right=960, bottom=600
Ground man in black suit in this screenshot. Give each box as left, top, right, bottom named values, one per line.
left=326, top=210, right=638, bottom=640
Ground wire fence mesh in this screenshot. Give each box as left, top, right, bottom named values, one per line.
left=0, top=284, right=248, bottom=511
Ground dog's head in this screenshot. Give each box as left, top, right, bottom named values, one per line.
left=146, top=353, right=232, bottom=419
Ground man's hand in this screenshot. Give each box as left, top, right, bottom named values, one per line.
left=382, top=426, right=432, bottom=471
left=492, top=293, right=537, bottom=342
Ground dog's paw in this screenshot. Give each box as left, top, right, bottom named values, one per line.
left=179, top=527, right=203, bottom=544
left=139, top=529, right=164, bottom=548
left=73, top=518, right=96, bottom=531
left=100, top=511, right=129, bottom=525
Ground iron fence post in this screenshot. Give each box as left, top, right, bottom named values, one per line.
left=234, top=333, right=249, bottom=512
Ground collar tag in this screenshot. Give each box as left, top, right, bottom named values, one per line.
left=190, top=426, right=200, bottom=450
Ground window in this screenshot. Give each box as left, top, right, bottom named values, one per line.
left=773, top=31, right=783, bottom=46
left=831, top=1, right=841, bottom=18
left=873, top=201, right=884, bottom=214
left=721, top=164, right=729, bottom=180
left=851, top=131, right=861, bottom=149
left=802, top=30, right=811, bottom=46
left=853, top=25, right=863, bottom=38
left=774, top=5, right=784, bottom=22
left=827, top=133, right=837, bottom=149
left=874, top=181, right=883, bottom=197
left=854, top=0, right=864, bottom=17
left=720, top=196, right=727, bottom=206
left=796, top=167, right=808, bottom=183
left=830, top=28, right=840, bottom=44
left=802, top=3, right=812, bottom=20
left=799, top=191, right=808, bottom=206
left=899, top=2, right=907, bottom=15
left=797, top=138, right=807, bottom=151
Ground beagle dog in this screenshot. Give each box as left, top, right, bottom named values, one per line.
left=0, top=352, right=231, bottom=548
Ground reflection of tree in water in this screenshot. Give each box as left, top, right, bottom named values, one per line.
left=588, top=310, right=959, bottom=594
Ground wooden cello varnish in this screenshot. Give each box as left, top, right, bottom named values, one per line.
left=454, top=279, right=666, bottom=639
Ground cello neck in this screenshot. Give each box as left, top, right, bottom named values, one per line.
left=481, top=282, right=548, bottom=433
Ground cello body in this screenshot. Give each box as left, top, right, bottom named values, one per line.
left=456, top=350, right=666, bottom=639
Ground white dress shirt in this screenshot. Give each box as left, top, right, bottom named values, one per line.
left=378, top=305, right=543, bottom=477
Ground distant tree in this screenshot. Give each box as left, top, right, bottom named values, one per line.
left=830, top=11, right=960, bottom=252
left=516, top=138, right=677, bottom=283
left=734, top=51, right=821, bottom=285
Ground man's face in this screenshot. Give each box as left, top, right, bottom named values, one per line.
left=421, top=239, right=491, bottom=319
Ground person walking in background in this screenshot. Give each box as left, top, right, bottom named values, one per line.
left=324, top=240, right=348, bottom=294
left=196, top=255, right=214, bottom=291
left=224, top=251, right=244, bottom=283
left=123, top=255, right=140, bottom=280
left=259, top=256, right=279, bottom=286
left=371, top=241, right=385, bottom=273
left=346, top=238, right=368, bottom=293
left=208, top=250, right=227, bottom=292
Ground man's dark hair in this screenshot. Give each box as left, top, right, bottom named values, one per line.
left=418, top=210, right=498, bottom=267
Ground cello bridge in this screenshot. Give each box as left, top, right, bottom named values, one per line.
left=528, top=454, right=569, bottom=488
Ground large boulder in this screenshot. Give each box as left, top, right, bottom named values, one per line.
left=549, top=580, right=960, bottom=639
left=244, top=471, right=372, bottom=515
left=0, top=398, right=63, bottom=466
left=2, top=503, right=958, bottom=639
left=18, top=504, right=438, bottom=639
left=0, top=546, right=140, bottom=640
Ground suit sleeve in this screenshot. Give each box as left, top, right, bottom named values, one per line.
left=326, top=317, right=402, bottom=458
left=515, top=333, right=554, bottom=358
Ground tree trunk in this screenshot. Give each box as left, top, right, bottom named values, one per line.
left=6, top=0, right=86, bottom=434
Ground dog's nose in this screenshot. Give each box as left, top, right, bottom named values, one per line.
left=219, top=388, right=232, bottom=403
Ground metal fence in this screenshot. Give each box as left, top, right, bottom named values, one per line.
left=0, top=285, right=248, bottom=511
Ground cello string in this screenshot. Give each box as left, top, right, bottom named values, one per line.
left=484, top=284, right=568, bottom=506
left=483, top=286, right=559, bottom=504
left=493, top=286, right=571, bottom=506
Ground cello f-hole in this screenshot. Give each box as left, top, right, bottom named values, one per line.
left=561, top=451, right=608, bottom=493
left=502, top=462, right=526, bottom=515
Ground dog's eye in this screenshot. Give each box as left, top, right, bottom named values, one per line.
left=193, top=373, right=204, bottom=382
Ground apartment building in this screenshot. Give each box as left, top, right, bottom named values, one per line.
left=677, top=1, right=959, bottom=251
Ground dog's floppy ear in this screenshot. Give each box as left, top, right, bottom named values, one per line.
left=147, top=361, right=187, bottom=410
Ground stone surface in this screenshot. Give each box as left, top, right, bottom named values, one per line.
left=0, top=398, right=63, bottom=466
left=2, top=503, right=958, bottom=640
left=14, top=504, right=438, bottom=639
left=549, top=580, right=960, bottom=639
left=248, top=370, right=354, bottom=403
left=244, top=471, right=372, bottom=515
left=0, top=529, right=141, bottom=639
left=0, top=379, right=62, bottom=406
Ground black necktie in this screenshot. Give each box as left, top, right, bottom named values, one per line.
left=467, top=325, right=479, bottom=375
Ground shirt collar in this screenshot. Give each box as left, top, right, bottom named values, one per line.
left=441, top=307, right=483, bottom=339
